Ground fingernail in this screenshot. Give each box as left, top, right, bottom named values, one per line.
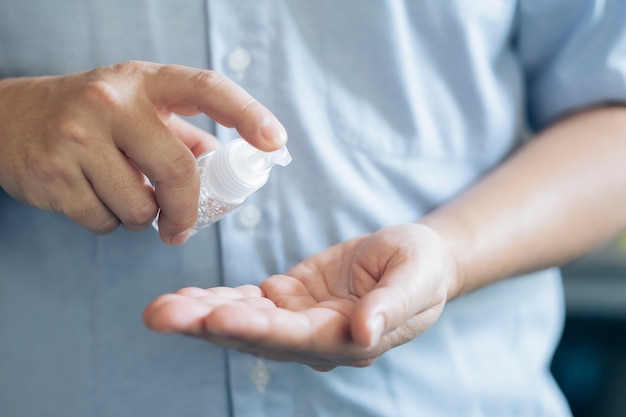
left=260, top=115, right=288, bottom=147
left=169, top=229, right=192, bottom=246
left=368, top=314, right=385, bottom=347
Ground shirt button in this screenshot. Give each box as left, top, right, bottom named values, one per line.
left=250, top=360, right=271, bottom=393
left=238, top=204, right=262, bottom=229
left=227, top=47, right=251, bottom=77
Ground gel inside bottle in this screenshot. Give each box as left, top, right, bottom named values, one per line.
left=153, top=138, right=292, bottom=236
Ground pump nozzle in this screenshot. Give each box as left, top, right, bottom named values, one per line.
left=241, top=143, right=292, bottom=174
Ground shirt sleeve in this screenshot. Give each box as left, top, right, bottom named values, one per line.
left=515, top=0, right=626, bottom=131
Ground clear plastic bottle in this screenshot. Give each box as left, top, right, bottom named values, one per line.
left=153, top=138, right=292, bottom=236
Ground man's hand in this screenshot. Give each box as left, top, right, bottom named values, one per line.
left=0, top=61, right=286, bottom=245
left=143, top=224, right=457, bottom=371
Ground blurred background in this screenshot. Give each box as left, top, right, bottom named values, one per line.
left=552, top=232, right=626, bottom=417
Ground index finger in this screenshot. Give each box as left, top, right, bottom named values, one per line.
left=145, top=63, right=287, bottom=151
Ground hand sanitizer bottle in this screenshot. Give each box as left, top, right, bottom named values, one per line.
left=153, top=138, right=292, bottom=236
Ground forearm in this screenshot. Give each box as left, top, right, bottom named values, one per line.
left=421, top=106, right=626, bottom=300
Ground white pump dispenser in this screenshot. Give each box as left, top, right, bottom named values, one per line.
left=194, top=138, right=291, bottom=231
left=153, top=138, right=292, bottom=235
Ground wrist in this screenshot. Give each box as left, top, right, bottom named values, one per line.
left=416, top=217, right=467, bottom=301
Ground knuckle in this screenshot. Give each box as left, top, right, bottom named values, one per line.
left=238, top=98, right=261, bottom=118
left=122, top=201, right=158, bottom=229
left=114, top=60, right=140, bottom=73
left=91, top=216, right=121, bottom=235
left=161, top=152, right=197, bottom=183
left=64, top=198, right=120, bottom=234
left=79, top=79, right=123, bottom=110
left=191, top=69, right=227, bottom=93
left=111, top=60, right=149, bottom=76
left=352, top=358, right=377, bottom=368
left=57, top=118, right=92, bottom=147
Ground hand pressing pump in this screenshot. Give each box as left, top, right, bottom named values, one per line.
left=154, top=138, right=292, bottom=236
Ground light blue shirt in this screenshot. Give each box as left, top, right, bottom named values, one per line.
left=1, top=1, right=625, bottom=416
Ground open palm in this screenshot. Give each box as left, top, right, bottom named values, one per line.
left=144, top=224, right=456, bottom=371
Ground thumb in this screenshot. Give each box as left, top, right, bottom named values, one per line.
left=349, top=252, right=449, bottom=348
left=350, top=281, right=417, bottom=348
